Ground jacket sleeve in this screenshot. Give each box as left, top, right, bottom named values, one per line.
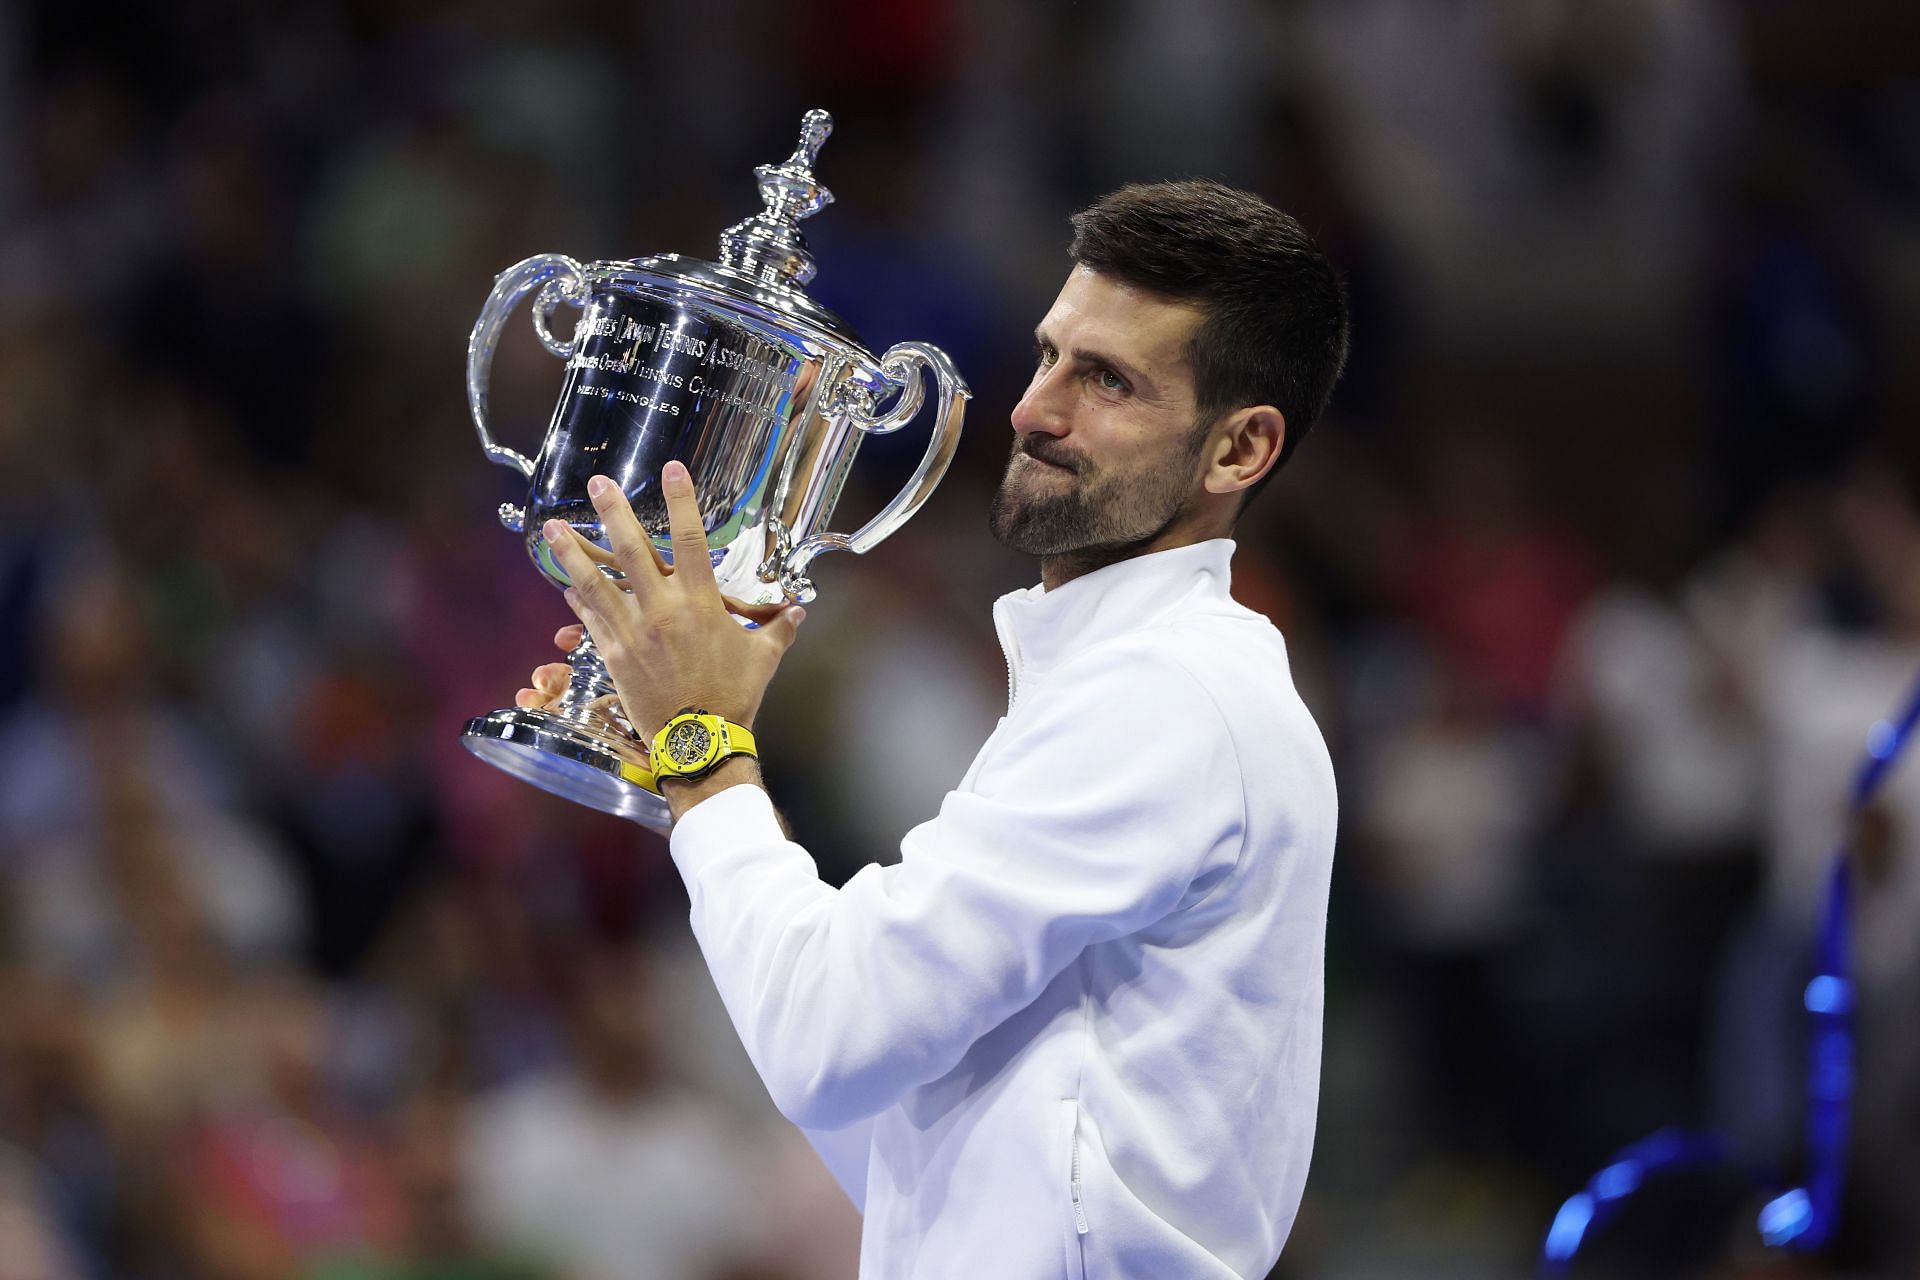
left=667, top=645, right=1246, bottom=1130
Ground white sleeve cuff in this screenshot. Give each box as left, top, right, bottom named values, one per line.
left=668, top=782, right=786, bottom=872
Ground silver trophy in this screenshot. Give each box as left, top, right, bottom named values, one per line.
left=461, top=110, right=970, bottom=831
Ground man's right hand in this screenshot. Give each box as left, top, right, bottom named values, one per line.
left=513, top=620, right=775, bottom=827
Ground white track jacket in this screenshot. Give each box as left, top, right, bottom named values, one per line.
left=669, top=538, right=1338, bottom=1278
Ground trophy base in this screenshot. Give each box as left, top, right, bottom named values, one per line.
left=461, top=708, right=671, bottom=833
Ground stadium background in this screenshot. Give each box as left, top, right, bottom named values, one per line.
left=1, top=1, right=1917, bottom=1276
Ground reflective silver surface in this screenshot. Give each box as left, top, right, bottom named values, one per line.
left=461, top=110, right=971, bottom=828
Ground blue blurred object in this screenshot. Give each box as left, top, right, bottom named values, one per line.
left=1540, top=671, right=1920, bottom=1274
left=1542, top=1129, right=1731, bottom=1268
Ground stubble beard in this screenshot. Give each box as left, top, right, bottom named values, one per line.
left=987, top=429, right=1209, bottom=566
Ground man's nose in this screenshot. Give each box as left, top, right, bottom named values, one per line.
left=1010, top=365, right=1069, bottom=439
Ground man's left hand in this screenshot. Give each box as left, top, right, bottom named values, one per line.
left=540, top=461, right=806, bottom=740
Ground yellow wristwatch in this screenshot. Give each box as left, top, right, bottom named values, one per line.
left=646, top=709, right=758, bottom=789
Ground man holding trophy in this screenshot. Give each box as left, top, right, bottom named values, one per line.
left=472, top=114, right=1348, bottom=1278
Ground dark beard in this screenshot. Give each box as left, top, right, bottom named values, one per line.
left=987, top=429, right=1207, bottom=565
left=987, top=461, right=1104, bottom=555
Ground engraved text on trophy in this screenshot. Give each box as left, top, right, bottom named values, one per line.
left=528, top=294, right=807, bottom=582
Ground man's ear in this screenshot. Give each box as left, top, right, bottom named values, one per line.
left=1203, top=406, right=1287, bottom=497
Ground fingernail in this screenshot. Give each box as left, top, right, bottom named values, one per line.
left=663, top=460, right=689, bottom=489
left=563, top=587, right=580, bottom=609
left=588, top=475, right=612, bottom=499
left=791, top=606, right=807, bottom=627
left=543, top=519, right=569, bottom=543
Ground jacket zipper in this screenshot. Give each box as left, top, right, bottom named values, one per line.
left=993, top=603, right=1023, bottom=714
left=1070, top=1134, right=1088, bottom=1235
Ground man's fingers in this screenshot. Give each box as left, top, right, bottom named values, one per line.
left=587, top=475, right=668, bottom=591
left=554, top=623, right=585, bottom=652
left=541, top=519, right=670, bottom=606
left=515, top=662, right=571, bottom=709
left=541, top=521, right=592, bottom=582
left=543, top=522, right=624, bottom=614
left=549, top=537, right=614, bottom=644
left=661, top=461, right=718, bottom=592
left=723, top=595, right=794, bottom=625
left=566, top=537, right=619, bottom=571
left=759, top=604, right=807, bottom=655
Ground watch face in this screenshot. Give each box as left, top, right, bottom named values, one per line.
left=663, top=718, right=714, bottom=769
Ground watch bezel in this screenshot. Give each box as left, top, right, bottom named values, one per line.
left=661, top=715, right=722, bottom=773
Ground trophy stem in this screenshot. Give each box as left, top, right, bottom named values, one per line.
left=551, top=631, right=626, bottom=726
left=460, top=632, right=670, bottom=831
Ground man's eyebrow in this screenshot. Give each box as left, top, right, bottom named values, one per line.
left=1033, top=326, right=1159, bottom=394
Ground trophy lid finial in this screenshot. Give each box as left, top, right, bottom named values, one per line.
left=719, top=110, right=837, bottom=288
left=794, top=108, right=832, bottom=170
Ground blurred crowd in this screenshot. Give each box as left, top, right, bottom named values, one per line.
left=1, top=1, right=1918, bottom=1277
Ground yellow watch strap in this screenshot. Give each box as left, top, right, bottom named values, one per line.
left=619, top=758, right=662, bottom=795
left=719, top=721, right=758, bottom=760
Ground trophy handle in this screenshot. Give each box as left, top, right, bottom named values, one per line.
left=781, top=342, right=971, bottom=601
left=466, top=253, right=588, bottom=489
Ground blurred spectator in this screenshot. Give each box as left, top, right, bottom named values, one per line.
left=0, top=1144, right=87, bottom=1280
left=1392, top=429, right=1597, bottom=720
left=461, top=944, right=757, bottom=1280
left=309, top=1088, right=553, bottom=1279
left=1698, top=472, right=1920, bottom=1267
left=1353, top=644, right=1545, bottom=1163
left=166, top=982, right=397, bottom=1280
left=0, top=975, right=113, bottom=1279
left=0, top=555, right=303, bottom=990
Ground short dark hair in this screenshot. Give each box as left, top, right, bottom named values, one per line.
left=1068, top=180, right=1350, bottom=501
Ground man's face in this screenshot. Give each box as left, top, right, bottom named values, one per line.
left=990, top=267, right=1211, bottom=558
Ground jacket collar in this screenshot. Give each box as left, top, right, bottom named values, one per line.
left=992, top=539, right=1236, bottom=705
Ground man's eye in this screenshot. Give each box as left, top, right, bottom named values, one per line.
left=1096, top=368, right=1127, bottom=393
left=1036, top=345, right=1057, bottom=367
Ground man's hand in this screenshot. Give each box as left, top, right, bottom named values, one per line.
left=513, top=625, right=578, bottom=711
left=538, top=461, right=806, bottom=741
